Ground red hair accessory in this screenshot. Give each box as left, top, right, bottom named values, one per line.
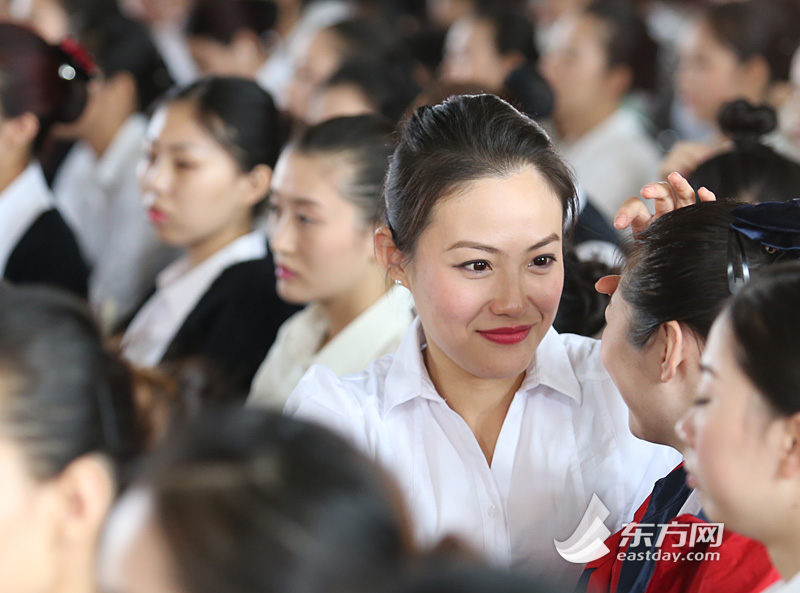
left=58, top=37, right=97, bottom=78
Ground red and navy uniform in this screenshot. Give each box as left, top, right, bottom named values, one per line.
left=575, top=464, right=779, bottom=593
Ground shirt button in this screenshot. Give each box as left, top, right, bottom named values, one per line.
left=488, top=505, right=499, bottom=518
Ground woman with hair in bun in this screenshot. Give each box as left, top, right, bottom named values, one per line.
left=0, top=282, right=150, bottom=593
left=688, top=100, right=800, bottom=205
left=247, top=115, right=415, bottom=409
left=677, top=259, right=800, bottom=592
left=577, top=180, right=800, bottom=592
left=0, top=22, right=89, bottom=296
left=286, top=93, right=680, bottom=587
left=121, top=76, right=298, bottom=399
left=662, top=0, right=800, bottom=177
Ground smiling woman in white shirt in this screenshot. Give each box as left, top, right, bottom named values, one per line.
left=248, top=115, right=416, bottom=409
left=121, top=76, right=298, bottom=398
left=0, top=23, right=89, bottom=297
left=285, top=94, right=680, bottom=587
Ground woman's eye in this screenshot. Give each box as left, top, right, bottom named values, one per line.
left=529, top=255, right=556, bottom=268
left=175, top=160, right=197, bottom=170
left=297, top=214, right=315, bottom=225
left=692, top=397, right=710, bottom=408
left=460, top=260, right=491, bottom=272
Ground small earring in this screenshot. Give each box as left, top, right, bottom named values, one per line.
left=394, top=279, right=403, bottom=286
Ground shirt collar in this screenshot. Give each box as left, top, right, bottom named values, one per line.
left=0, top=162, right=53, bottom=273
left=381, top=321, right=583, bottom=417
left=156, top=230, right=267, bottom=318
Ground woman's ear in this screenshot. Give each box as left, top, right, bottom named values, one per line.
left=659, top=320, right=687, bottom=383
left=778, top=413, right=800, bottom=479
left=374, top=226, right=410, bottom=287
left=5, top=112, right=40, bottom=151
left=53, top=454, right=115, bottom=544
left=240, top=164, right=273, bottom=208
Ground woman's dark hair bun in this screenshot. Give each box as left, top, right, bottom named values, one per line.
left=718, top=99, right=777, bottom=147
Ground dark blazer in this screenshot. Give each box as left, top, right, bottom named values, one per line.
left=160, top=250, right=300, bottom=401
left=4, top=209, right=89, bottom=298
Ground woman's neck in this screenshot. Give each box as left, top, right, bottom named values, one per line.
left=768, top=523, right=800, bottom=582
left=423, top=338, right=525, bottom=465
left=0, top=152, right=30, bottom=195
left=186, top=219, right=252, bottom=268
left=555, top=100, right=618, bottom=144
left=317, top=264, right=390, bottom=348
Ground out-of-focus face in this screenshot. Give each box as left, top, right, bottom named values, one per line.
left=267, top=148, right=376, bottom=306
left=441, top=17, right=508, bottom=91
left=597, top=274, right=698, bottom=449
left=398, top=168, right=564, bottom=382
left=307, top=83, right=376, bottom=125
left=676, top=20, right=760, bottom=126
left=139, top=100, right=257, bottom=255
left=541, top=13, right=616, bottom=129
left=99, top=489, right=182, bottom=593
left=426, top=0, right=474, bottom=29
left=0, top=431, right=60, bottom=593
left=677, top=315, right=785, bottom=538
left=285, top=29, right=345, bottom=122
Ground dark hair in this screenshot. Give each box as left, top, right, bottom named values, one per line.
left=554, top=251, right=615, bottom=337
left=186, top=0, right=277, bottom=44
left=702, top=0, right=799, bottom=83
left=620, top=201, right=783, bottom=347
left=169, top=76, right=282, bottom=172
left=474, top=4, right=538, bottom=64
left=0, top=22, right=91, bottom=152
left=0, top=284, right=144, bottom=480
left=131, top=408, right=412, bottom=593
left=324, top=58, right=420, bottom=124
left=689, top=100, right=800, bottom=204
left=78, top=11, right=173, bottom=112
left=727, top=262, right=800, bottom=416
left=292, top=115, right=397, bottom=226
left=328, top=18, right=409, bottom=65
left=385, top=94, right=578, bottom=258
left=584, top=0, right=659, bottom=92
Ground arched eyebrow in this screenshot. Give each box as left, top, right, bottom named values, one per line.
left=446, top=233, right=560, bottom=254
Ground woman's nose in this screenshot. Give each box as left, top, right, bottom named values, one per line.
left=269, top=212, right=296, bottom=255
left=491, top=273, right=528, bottom=317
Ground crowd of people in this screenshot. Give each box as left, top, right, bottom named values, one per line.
left=1, top=0, right=800, bottom=592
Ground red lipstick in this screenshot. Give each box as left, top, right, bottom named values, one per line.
left=275, top=265, right=297, bottom=280
left=147, top=207, right=168, bottom=225
left=478, top=325, right=533, bottom=345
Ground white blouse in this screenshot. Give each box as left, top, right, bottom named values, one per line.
left=0, top=162, right=54, bottom=275
left=122, top=231, right=267, bottom=368
left=286, top=318, right=682, bottom=587
left=248, top=284, right=415, bottom=409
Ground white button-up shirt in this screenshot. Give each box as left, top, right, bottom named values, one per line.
left=0, top=162, right=54, bottom=275
left=122, top=231, right=267, bottom=368
left=286, top=318, right=681, bottom=587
